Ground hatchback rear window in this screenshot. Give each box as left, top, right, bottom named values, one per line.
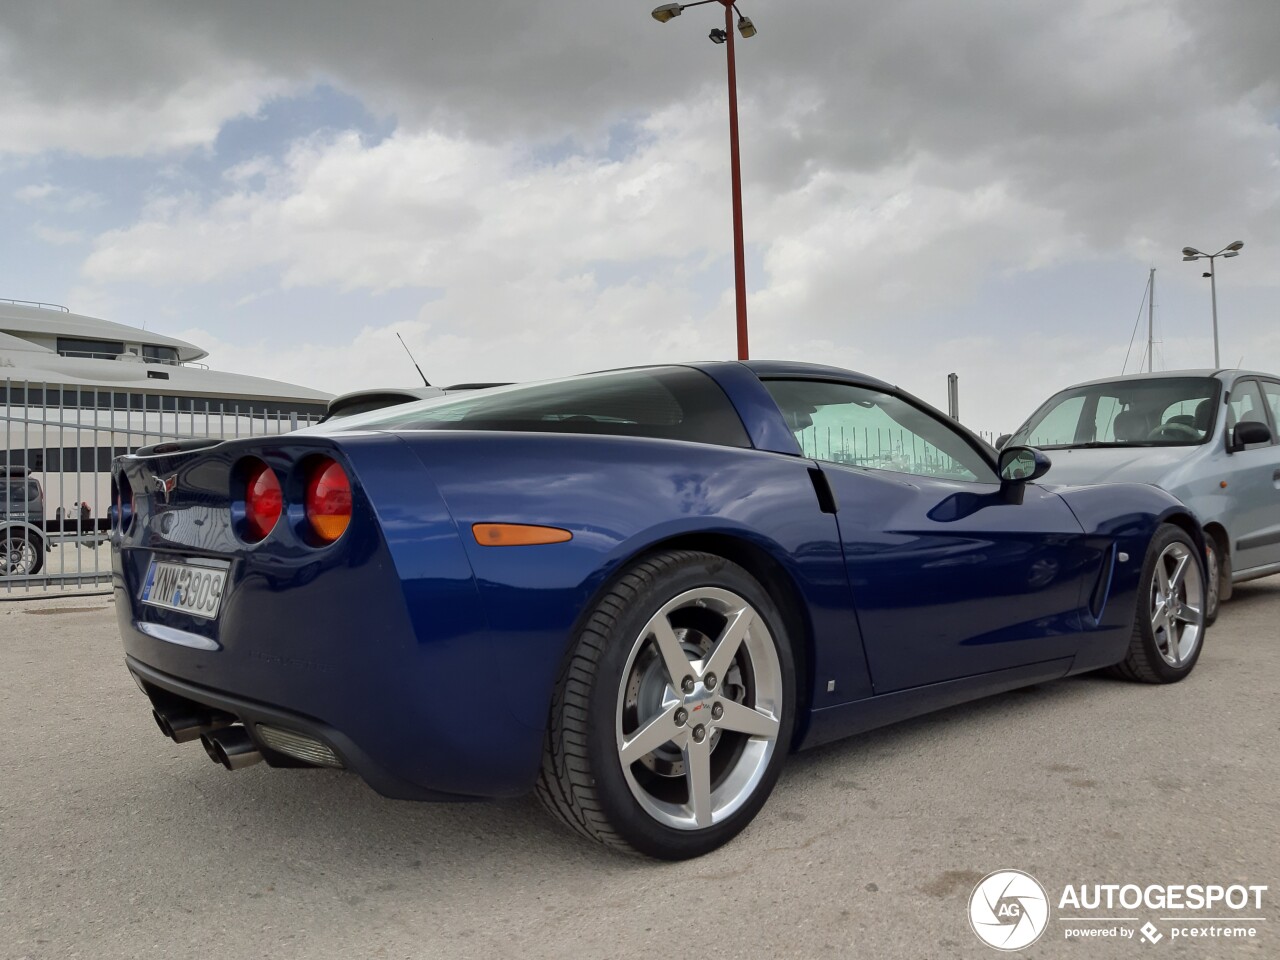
left=321, top=367, right=751, bottom=448
left=4, top=481, right=38, bottom=501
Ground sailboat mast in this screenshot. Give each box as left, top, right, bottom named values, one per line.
left=1147, top=268, right=1155, bottom=373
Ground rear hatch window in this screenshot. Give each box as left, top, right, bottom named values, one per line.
left=313, top=366, right=751, bottom=448
left=4, top=481, right=37, bottom=502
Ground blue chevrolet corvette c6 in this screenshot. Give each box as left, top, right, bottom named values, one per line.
left=111, top=361, right=1209, bottom=859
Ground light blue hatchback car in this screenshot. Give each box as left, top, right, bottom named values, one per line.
left=1003, top=369, right=1280, bottom=623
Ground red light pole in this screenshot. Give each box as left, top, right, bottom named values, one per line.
left=652, top=1, right=757, bottom=360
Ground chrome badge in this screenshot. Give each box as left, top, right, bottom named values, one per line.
left=153, top=474, right=178, bottom=504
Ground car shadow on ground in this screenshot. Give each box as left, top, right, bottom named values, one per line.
left=122, top=667, right=1102, bottom=873
left=96, top=581, right=1276, bottom=876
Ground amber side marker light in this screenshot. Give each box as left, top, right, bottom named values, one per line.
left=473, top=523, right=573, bottom=547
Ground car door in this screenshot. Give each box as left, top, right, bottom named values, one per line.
left=1224, top=377, right=1280, bottom=573
left=761, top=378, right=1096, bottom=694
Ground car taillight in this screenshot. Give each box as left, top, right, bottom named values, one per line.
left=244, top=461, right=282, bottom=542
left=304, top=458, right=351, bottom=544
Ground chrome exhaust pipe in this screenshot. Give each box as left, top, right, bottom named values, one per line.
left=152, top=705, right=235, bottom=744
left=200, top=727, right=264, bottom=770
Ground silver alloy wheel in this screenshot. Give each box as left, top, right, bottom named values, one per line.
left=3, top=536, right=38, bottom=576
left=1150, top=540, right=1204, bottom=667
left=615, top=586, right=783, bottom=831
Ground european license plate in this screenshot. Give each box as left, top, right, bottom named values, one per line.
left=140, top=558, right=229, bottom=620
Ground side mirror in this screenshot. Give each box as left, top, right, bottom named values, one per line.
left=998, top=445, right=1052, bottom=504
left=995, top=433, right=1012, bottom=450
left=1230, top=420, right=1272, bottom=452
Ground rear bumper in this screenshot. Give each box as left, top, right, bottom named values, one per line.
left=127, top=655, right=469, bottom=801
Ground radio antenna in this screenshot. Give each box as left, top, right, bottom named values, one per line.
left=396, top=333, right=431, bottom=386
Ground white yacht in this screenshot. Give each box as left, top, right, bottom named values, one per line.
left=1, top=299, right=330, bottom=416
left=1, top=299, right=331, bottom=578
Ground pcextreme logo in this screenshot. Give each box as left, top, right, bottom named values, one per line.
left=968, top=871, right=1269, bottom=950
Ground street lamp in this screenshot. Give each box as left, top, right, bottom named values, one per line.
left=1181, top=241, right=1244, bottom=367
left=652, top=0, right=757, bottom=361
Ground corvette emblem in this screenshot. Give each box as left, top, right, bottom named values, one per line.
left=153, top=475, right=178, bottom=504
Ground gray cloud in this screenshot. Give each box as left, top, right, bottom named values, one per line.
left=6, top=0, right=1280, bottom=429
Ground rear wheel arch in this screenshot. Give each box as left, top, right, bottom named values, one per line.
left=565, top=531, right=815, bottom=746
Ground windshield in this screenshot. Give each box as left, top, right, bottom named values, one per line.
left=1010, top=377, right=1220, bottom=449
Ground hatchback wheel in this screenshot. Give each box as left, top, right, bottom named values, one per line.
left=1109, top=525, right=1205, bottom=683
left=537, top=550, right=795, bottom=859
left=2, top=533, right=43, bottom=577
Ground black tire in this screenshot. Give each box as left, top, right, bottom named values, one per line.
left=27, top=532, right=44, bottom=576
left=1203, top=534, right=1223, bottom=628
left=536, top=549, right=796, bottom=859
left=1108, top=524, right=1206, bottom=684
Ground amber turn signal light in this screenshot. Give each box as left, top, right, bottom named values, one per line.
left=472, top=523, right=573, bottom=546
left=305, top=458, right=352, bottom=544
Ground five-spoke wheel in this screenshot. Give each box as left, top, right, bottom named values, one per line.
left=616, top=586, right=783, bottom=831
left=1110, top=524, right=1206, bottom=683
left=538, top=550, right=794, bottom=859
left=1148, top=539, right=1203, bottom=668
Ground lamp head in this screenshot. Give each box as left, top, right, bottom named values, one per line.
left=1182, top=246, right=1203, bottom=258
left=1226, top=240, right=1244, bottom=252
left=1202, top=272, right=1212, bottom=278
left=1223, top=251, right=1239, bottom=258
left=738, top=16, right=757, bottom=38
left=1182, top=256, right=1197, bottom=261
left=708, top=27, right=727, bottom=44
left=652, top=3, right=682, bottom=23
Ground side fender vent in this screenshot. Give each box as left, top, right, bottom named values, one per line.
left=1088, top=544, right=1118, bottom=623
left=808, top=468, right=838, bottom=515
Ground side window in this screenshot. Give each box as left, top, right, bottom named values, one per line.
left=1091, top=395, right=1124, bottom=442
left=1227, top=380, right=1266, bottom=428
left=763, top=380, right=997, bottom=483
left=1262, top=381, right=1280, bottom=429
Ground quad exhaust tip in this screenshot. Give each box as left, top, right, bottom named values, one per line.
left=199, top=726, right=264, bottom=770
left=152, top=705, right=235, bottom=744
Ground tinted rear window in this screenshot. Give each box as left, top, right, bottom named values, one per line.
left=4, top=481, right=38, bottom=501
left=322, top=367, right=750, bottom=448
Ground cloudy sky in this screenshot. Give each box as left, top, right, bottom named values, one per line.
left=2, top=0, right=1278, bottom=431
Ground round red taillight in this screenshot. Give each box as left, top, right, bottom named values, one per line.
left=244, top=461, right=283, bottom=542
left=305, top=458, right=351, bottom=544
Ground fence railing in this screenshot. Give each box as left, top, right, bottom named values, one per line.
left=795, top=424, right=1002, bottom=477
left=2, top=378, right=322, bottom=595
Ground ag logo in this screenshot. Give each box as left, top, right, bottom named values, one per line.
left=968, top=869, right=1050, bottom=951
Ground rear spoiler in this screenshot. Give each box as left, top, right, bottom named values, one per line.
left=133, top=438, right=225, bottom=458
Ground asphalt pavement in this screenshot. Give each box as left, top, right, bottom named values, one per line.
left=1, top=581, right=1276, bottom=959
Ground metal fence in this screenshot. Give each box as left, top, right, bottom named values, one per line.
left=795, top=423, right=1002, bottom=477
left=2, top=378, right=322, bottom=595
